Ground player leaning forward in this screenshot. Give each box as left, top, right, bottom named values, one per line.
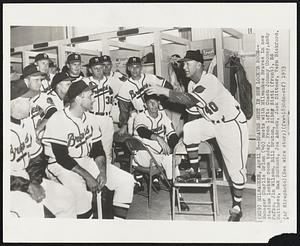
left=42, top=80, right=135, bottom=219
left=10, top=79, right=76, bottom=218
left=146, top=50, right=249, bottom=222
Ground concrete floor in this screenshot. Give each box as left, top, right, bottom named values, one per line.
left=127, top=184, right=256, bottom=221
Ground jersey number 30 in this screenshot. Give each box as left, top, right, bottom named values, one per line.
left=204, top=102, right=218, bottom=115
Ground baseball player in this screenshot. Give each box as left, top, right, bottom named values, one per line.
left=22, top=64, right=57, bottom=139
left=145, top=50, right=249, bottom=222
left=133, top=94, right=189, bottom=211
left=10, top=79, right=76, bottom=218
left=34, top=53, right=52, bottom=93
left=42, top=80, right=135, bottom=219
left=98, top=55, right=127, bottom=127
left=83, top=56, right=125, bottom=164
left=117, top=56, right=173, bottom=136
left=62, top=53, right=85, bottom=81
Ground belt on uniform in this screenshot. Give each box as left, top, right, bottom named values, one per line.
left=89, top=111, right=110, bottom=116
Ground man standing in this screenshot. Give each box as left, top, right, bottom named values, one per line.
left=146, top=50, right=249, bottom=222
left=117, top=56, right=173, bottom=136
left=42, top=80, right=135, bottom=219
left=83, top=56, right=124, bottom=164
left=34, top=53, right=51, bottom=93
left=63, top=53, right=85, bottom=81
left=10, top=79, right=76, bottom=218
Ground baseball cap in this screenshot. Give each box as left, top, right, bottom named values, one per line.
left=88, top=56, right=102, bottom=67
left=35, top=53, right=50, bottom=62
left=127, top=57, right=142, bottom=66
left=65, top=80, right=96, bottom=103
left=67, top=53, right=81, bottom=63
left=179, top=50, right=204, bottom=63
left=99, top=55, right=112, bottom=63
left=51, top=72, right=72, bottom=90
left=22, top=64, right=46, bottom=78
left=11, top=79, right=37, bottom=101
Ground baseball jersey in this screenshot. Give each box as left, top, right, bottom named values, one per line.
left=40, top=74, right=54, bottom=93
left=42, top=107, right=102, bottom=164
left=186, top=80, right=202, bottom=116
left=10, top=118, right=43, bottom=180
left=188, top=72, right=240, bottom=122
left=107, top=71, right=125, bottom=79
left=133, top=109, right=176, bottom=141
left=45, top=89, right=65, bottom=111
left=83, top=76, right=123, bottom=115
left=118, top=73, right=166, bottom=111
left=29, top=92, right=57, bottom=130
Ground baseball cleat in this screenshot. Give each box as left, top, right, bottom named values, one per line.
left=152, top=178, right=161, bottom=191
left=228, top=208, right=243, bottom=221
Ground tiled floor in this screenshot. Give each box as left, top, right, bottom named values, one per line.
left=127, top=185, right=256, bottom=221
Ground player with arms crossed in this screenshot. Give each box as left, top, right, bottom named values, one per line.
left=83, top=56, right=125, bottom=164
left=146, top=50, right=249, bottom=222
left=117, top=57, right=173, bottom=136
left=42, top=80, right=135, bottom=219
left=10, top=79, right=76, bottom=218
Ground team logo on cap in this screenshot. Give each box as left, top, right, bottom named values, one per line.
left=95, top=58, right=99, bottom=62
left=44, top=54, right=48, bottom=58
left=133, top=58, right=137, bottom=62
left=75, top=54, right=79, bottom=59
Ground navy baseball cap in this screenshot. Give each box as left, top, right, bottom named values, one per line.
left=22, top=64, right=46, bottom=78
left=127, top=57, right=142, bottom=65
left=11, top=79, right=37, bottom=100
left=65, top=80, right=96, bottom=103
left=179, top=50, right=204, bottom=63
left=51, top=72, right=72, bottom=90
left=35, top=53, right=50, bottom=62
left=99, top=55, right=112, bottom=63
left=67, top=53, right=81, bottom=63
left=88, top=56, right=102, bottom=67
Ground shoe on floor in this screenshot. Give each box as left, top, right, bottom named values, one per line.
left=179, top=198, right=190, bottom=211
left=133, top=182, right=144, bottom=194
left=152, top=178, right=161, bottom=191
left=228, top=208, right=243, bottom=221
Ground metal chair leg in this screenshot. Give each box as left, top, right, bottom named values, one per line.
left=176, top=188, right=181, bottom=213
left=171, top=187, right=175, bottom=220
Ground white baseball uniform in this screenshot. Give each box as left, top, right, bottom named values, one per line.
left=40, top=74, right=54, bottom=93
left=45, top=89, right=65, bottom=111
left=133, top=110, right=180, bottom=179
left=83, top=75, right=124, bottom=164
left=42, top=107, right=135, bottom=215
left=118, top=73, right=167, bottom=134
left=182, top=71, right=249, bottom=187
left=10, top=117, right=76, bottom=218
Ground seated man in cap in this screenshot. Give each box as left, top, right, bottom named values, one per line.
left=83, top=56, right=126, bottom=164
left=117, top=56, right=173, bottom=136
left=34, top=53, right=52, bottom=93
left=42, top=80, right=135, bottom=219
left=132, top=93, right=189, bottom=211
left=10, top=79, right=76, bottom=218
left=61, top=53, right=85, bottom=81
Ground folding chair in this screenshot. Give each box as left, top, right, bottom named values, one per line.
left=171, top=139, right=219, bottom=221
left=124, top=137, right=171, bottom=208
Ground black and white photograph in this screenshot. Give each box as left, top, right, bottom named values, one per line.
left=3, top=3, right=297, bottom=243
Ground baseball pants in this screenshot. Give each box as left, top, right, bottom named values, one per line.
left=46, top=157, right=135, bottom=215
left=10, top=178, right=76, bottom=218
left=183, top=112, right=249, bottom=185
left=96, top=115, right=114, bottom=164
left=133, top=138, right=180, bottom=179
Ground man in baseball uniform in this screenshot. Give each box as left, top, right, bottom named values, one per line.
left=146, top=50, right=249, bottom=222
left=10, top=79, right=76, bottom=218
left=101, top=55, right=126, bottom=79
left=62, top=53, right=85, bottom=81
left=133, top=94, right=189, bottom=211
left=34, top=53, right=52, bottom=93
left=83, top=56, right=125, bottom=164
left=42, top=80, right=135, bottom=219
left=117, top=56, right=173, bottom=136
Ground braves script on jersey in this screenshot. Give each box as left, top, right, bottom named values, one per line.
left=84, top=76, right=122, bottom=115
left=10, top=118, right=42, bottom=180
left=187, top=71, right=240, bottom=122
left=118, top=73, right=166, bottom=111
left=42, top=107, right=102, bottom=163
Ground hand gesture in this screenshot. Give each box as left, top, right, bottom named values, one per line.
left=145, top=85, right=169, bottom=97
left=28, top=182, right=46, bottom=203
